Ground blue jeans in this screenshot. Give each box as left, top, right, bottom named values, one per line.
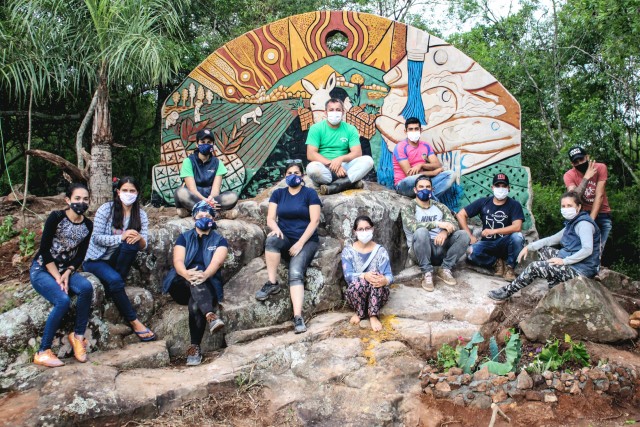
left=307, top=156, right=374, bottom=185
left=594, top=213, right=612, bottom=252
left=30, top=261, right=93, bottom=352
left=395, top=170, right=455, bottom=198
left=467, top=233, right=524, bottom=269
left=83, top=242, right=140, bottom=322
left=265, top=235, right=319, bottom=286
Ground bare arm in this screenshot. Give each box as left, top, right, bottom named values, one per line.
left=173, top=245, right=190, bottom=278
left=203, top=246, right=228, bottom=279
left=210, top=175, right=223, bottom=197
left=266, top=202, right=282, bottom=238
left=340, top=144, right=362, bottom=163
left=421, top=153, right=443, bottom=171
left=306, top=145, right=331, bottom=165
left=296, top=205, right=321, bottom=246
left=456, top=208, right=473, bottom=238
left=183, top=176, right=207, bottom=200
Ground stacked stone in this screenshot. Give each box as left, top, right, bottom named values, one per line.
left=420, top=364, right=637, bottom=408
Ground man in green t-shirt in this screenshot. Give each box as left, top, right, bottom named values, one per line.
left=174, top=129, right=238, bottom=217
left=306, top=98, right=374, bottom=194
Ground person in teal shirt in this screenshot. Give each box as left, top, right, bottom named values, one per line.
left=174, top=128, right=238, bottom=217
left=306, top=98, right=374, bottom=194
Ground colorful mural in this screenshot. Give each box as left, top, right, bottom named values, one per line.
left=153, top=11, right=529, bottom=226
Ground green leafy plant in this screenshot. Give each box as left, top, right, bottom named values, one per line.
left=527, top=334, right=590, bottom=373
left=0, top=216, right=17, bottom=243
left=481, top=332, right=522, bottom=375
left=456, top=332, right=484, bottom=374
left=437, top=343, right=458, bottom=371
left=18, top=228, right=36, bottom=257
left=563, top=334, right=590, bottom=367
left=290, top=97, right=305, bottom=110
left=363, top=104, right=380, bottom=115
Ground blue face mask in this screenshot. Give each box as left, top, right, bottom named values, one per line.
left=416, top=189, right=432, bottom=201
left=195, top=217, right=214, bottom=231
left=197, top=143, right=213, bottom=155
left=285, top=174, right=302, bottom=187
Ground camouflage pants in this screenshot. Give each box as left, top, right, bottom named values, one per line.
left=505, top=246, right=578, bottom=295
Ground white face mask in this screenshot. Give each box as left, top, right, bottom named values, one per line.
left=119, top=192, right=138, bottom=206
left=493, top=187, right=509, bottom=200
left=356, top=230, right=373, bottom=244
left=327, top=111, right=342, bottom=125
left=407, top=131, right=421, bottom=142
left=561, top=207, right=578, bottom=220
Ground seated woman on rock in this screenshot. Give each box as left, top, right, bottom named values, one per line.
left=488, top=191, right=601, bottom=302
left=163, top=200, right=228, bottom=366
left=31, top=183, right=94, bottom=367
left=83, top=177, right=156, bottom=342
left=255, top=161, right=322, bottom=334
left=342, top=215, right=394, bottom=332
left=174, top=128, right=238, bottom=217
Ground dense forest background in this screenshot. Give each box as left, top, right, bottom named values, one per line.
left=1, top=0, right=638, bottom=277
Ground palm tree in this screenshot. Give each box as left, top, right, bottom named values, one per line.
left=2, top=0, right=188, bottom=204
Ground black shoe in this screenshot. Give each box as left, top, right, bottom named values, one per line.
left=255, top=281, right=281, bottom=301
left=488, top=287, right=511, bottom=302
left=293, top=315, right=307, bottom=334
left=319, top=177, right=355, bottom=195
left=186, top=344, right=202, bottom=366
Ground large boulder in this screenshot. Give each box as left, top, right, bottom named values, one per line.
left=520, top=276, right=638, bottom=343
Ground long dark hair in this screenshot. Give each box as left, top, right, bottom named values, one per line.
left=111, top=176, right=142, bottom=231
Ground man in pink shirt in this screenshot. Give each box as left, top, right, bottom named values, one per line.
left=563, top=146, right=612, bottom=251
left=393, top=117, right=455, bottom=199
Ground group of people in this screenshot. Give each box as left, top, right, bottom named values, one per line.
left=30, top=97, right=611, bottom=368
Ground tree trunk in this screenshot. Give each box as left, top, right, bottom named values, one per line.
left=76, top=90, right=99, bottom=169
left=90, top=76, right=114, bottom=206
left=22, top=90, right=33, bottom=212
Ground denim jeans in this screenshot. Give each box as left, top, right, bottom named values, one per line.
left=30, top=261, right=93, bottom=352
left=168, top=275, right=220, bottom=345
left=83, top=242, right=140, bottom=322
left=467, top=232, right=524, bottom=269
left=411, top=228, right=470, bottom=273
left=265, top=235, right=319, bottom=286
left=395, top=170, right=456, bottom=199
left=306, top=156, right=374, bottom=185
left=594, top=213, right=612, bottom=251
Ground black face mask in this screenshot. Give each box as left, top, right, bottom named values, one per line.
left=70, top=202, right=89, bottom=215
left=574, top=161, right=589, bottom=174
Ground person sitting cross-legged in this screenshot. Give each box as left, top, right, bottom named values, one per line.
left=488, top=191, right=601, bottom=302
left=401, top=175, right=470, bottom=291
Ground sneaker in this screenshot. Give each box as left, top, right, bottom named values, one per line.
left=293, top=315, right=307, bottom=334
left=255, top=281, right=281, bottom=301
left=421, top=272, right=434, bottom=292
left=494, top=258, right=506, bottom=277
left=68, top=332, right=88, bottom=363
left=503, top=266, right=516, bottom=282
left=33, top=349, right=64, bottom=368
left=207, top=314, right=225, bottom=333
left=185, top=344, right=202, bottom=366
left=488, top=287, right=511, bottom=302
left=437, top=268, right=457, bottom=285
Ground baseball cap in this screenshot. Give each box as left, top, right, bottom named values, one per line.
left=196, top=129, right=214, bottom=141
left=568, top=146, right=587, bottom=162
left=492, top=173, right=509, bottom=186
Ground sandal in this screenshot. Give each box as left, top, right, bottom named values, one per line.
left=134, top=328, right=157, bottom=342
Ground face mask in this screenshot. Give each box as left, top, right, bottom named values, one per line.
left=195, top=217, right=214, bottom=231
left=356, top=230, right=373, bottom=244
left=561, top=207, right=578, bottom=220
left=285, top=174, right=302, bottom=187
left=493, top=187, right=509, bottom=200
left=416, top=189, right=432, bottom=202
left=574, top=162, right=589, bottom=174
left=327, top=111, right=342, bottom=126
left=407, top=131, right=421, bottom=142
left=69, top=202, right=88, bottom=215
left=119, top=192, right=137, bottom=206
left=197, top=143, right=213, bottom=155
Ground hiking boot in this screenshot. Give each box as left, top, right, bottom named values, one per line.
left=68, top=332, right=88, bottom=363
left=421, top=272, right=434, bottom=292
left=319, top=177, right=354, bottom=195
left=255, top=281, right=281, bottom=301
left=207, top=313, right=225, bottom=333
left=186, top=344, right=202, bottom=366
left=353, top=180, right=365, bottom=190
left=293, top=315, right=307, bottom=334
left=494, top=258, right=506, bottom=277
left=488, top=287, right=511, bottom=302
left=33, top=349, right=64, bottom=368
left=503, top=266, right=516, bottom=281
left=437, top=268, right=457, bottom=285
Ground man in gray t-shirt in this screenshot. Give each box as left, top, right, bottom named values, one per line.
left=400, top=176, right=470, bottom=291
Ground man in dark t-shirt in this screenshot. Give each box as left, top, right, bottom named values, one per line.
left=456, top=173, right=525, bottom=281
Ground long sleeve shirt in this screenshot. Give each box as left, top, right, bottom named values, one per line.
left=527, top=222, right=595, bottom=265
left=36, top=210, right=93, bottom=271
left=341, top=244, right=394, bottom=285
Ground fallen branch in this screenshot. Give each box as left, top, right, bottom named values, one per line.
left=25, top=149, right=89, bottom=183
left=489, top=403, right=510, bottom=427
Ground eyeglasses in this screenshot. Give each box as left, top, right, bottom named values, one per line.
left=356, top=227, right=373, bottom=232
left=285, top=159, right=303, bottom=165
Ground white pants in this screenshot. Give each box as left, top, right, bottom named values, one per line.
left=306, top=156, right=374, bottom=185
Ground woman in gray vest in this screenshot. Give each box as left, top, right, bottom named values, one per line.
left=488, top=191, right=601, bottom=302
left=162, top=200, right=228, bottom=366
left=174, top=128, right=238, bottom=217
